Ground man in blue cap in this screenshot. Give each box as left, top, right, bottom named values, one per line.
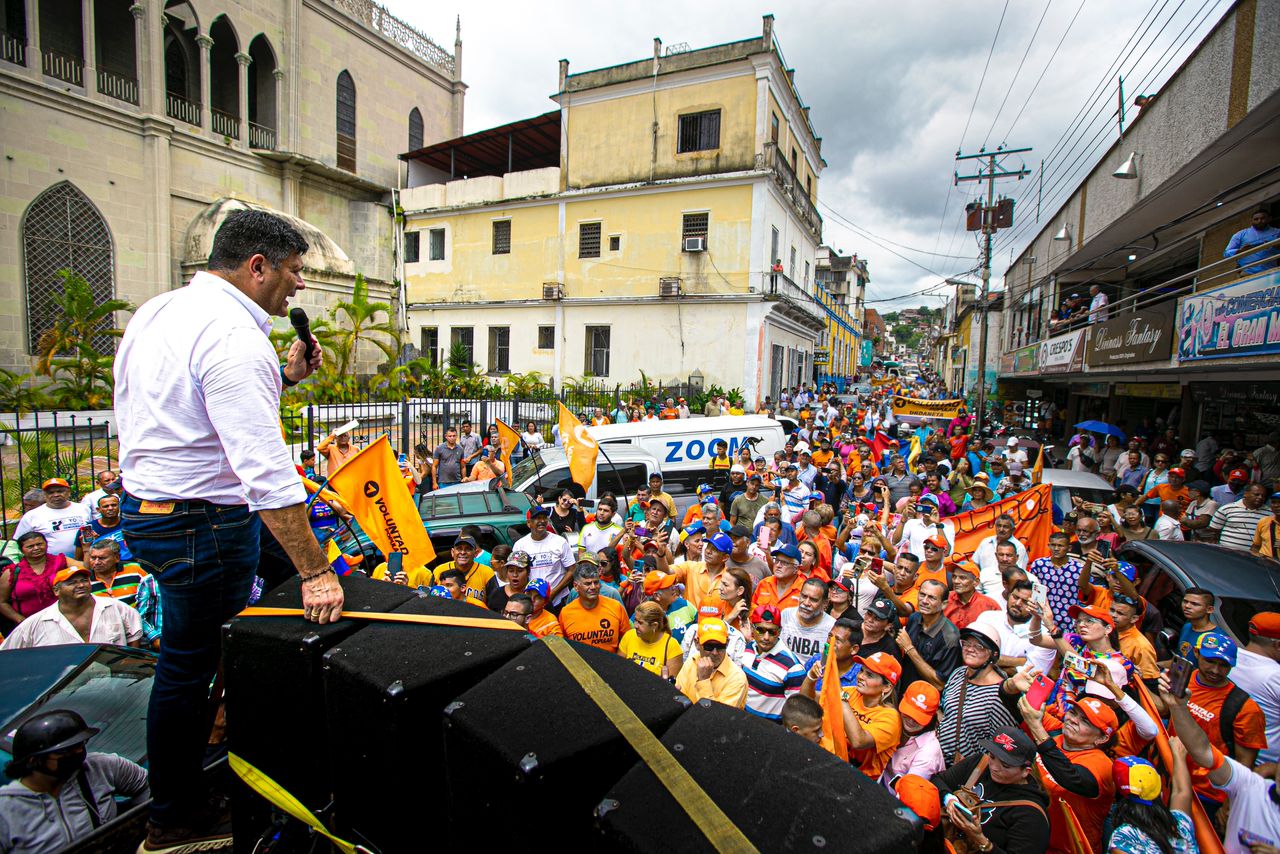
left=1174, top=631, right=1269, bottom=818
left=753, top=542, right=806, bottom=612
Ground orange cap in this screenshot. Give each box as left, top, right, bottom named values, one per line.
left=1074, top=696, right=1119, bottom=738
left=951, top=560, right=980, bottom=578
left=41, top=477, right=70, bottom=490
left=854, top=651, right=902, bottom=686
left=898, top=680, right=941, bottom=726
left=643, top=571, right=677, bottom=596
left=1068, top=603, right=1115, bottom=629
left=1249, top=612, right=1280, bottom=640
left=894, top=774, right=941, bottom=831
left=53, top=566, right=90, bottom=585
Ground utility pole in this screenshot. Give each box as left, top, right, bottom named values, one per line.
left=955, top=145, right=1032, bottom=436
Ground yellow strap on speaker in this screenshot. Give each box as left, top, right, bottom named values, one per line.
left=542, top=635, right=758, bottom=854
left=229, top=752, right=365, bottom=854
left=236, top=606, right=524, bottom=631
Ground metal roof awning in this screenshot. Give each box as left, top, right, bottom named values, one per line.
left=400, top=112, right=561, bottom=178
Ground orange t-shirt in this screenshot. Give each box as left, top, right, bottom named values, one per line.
left=917, top=561, right=948, bottom=589
left=682, top=504, right=706, bottom=528
left=811, top=449, right=834, bottom=467
left=558, top=597, right=630, bottom=653
left=796, top=529, right=833, bottom=572
left=1175, top=676, right=1269, bottom=801
left=752, top=575, right=804, bottom=611
left=528, top=610, right=562, bottom=638
left=1143, top=483, right=1189, bottom=507
left=845, top=691, right=901, bottom=779
left=1036, top=738, right=1114, bottom=854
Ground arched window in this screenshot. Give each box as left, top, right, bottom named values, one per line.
left=408, top=107, right=423, bottom=151
left=336, top=70, right=356, bottom=171
left=22, top=181, right=115, bottom=353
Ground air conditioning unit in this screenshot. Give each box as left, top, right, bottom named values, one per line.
left=683, top=236, right=706, bottom=252
left=542, top=282, right=564, bottom=300
left=658, top=277, right=682, bottom=298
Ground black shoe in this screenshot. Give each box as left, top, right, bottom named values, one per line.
left=137, top=815, right=233, bottom=853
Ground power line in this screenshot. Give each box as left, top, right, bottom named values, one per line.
left=820, top=202, right=977, bottom=280
left=1000, top=0, right=1088, bottom=142
left=958, top=0, right=1012, bottom=150
left=981, top=0, right=1055, bottom=150
left=815, top=199, right=979, bottom=260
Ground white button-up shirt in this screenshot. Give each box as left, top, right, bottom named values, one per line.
left=114, top=271, right=305, bottom=511
left=0, top=596, right=143, bottom=649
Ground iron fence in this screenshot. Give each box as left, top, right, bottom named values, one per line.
left=0, top=412, right=118, bottom=538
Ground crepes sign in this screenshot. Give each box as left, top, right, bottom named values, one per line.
left=1038, top=330, right=1086, bottom=374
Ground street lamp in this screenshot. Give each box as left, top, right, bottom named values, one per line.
left=1053, top=225, right=1071, bottom=242
left=1113, top=152, right=1141, bottom=180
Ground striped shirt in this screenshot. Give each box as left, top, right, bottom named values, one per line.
left=89, top=563, right=148, bottom=607
left=937, top=667, right=1017, bottom=763
left=741, top=644, right=807, bottom=721
left=1209, top=500, right=1270, bottom=553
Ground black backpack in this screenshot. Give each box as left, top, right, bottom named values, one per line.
left=1218, top=684, right=1252, bottom=757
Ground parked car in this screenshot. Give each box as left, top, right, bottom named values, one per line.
left=1040, top=468, right=1116, bottom=519
left=1118, top=540, right=1280, bottom=653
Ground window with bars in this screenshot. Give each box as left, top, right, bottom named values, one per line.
left=537, top=326, right=555, bottom=349
left=420, top=326, right=439, bottom=366
left=22, top=181, right=115, bottom=354
left=408, top=107, right=423, bottom=151
left=403, top=231, right=419, bottom=263
left=678, top=110, right=720, bottom=153
left=336, top=70, right=356, bottom=171
left=681, top=212, right=709, bottom=242
left=428, top=228, right=445, bottom=261
left=585, top=325, right=610, bottom=377
left=609, top=234, right=621, bottom=252
left=488, top=326, right=510, bottom=374
left=450, top=326, right=474, bottom=366
left=579, top=222, right=601, bottom=258
left=492, top=220, right=511, bottom=255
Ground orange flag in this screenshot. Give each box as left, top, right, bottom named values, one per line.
left=1031, top=444, right=1046, bottom=485
left=1057, top=800, right=1094, bottom=854
left=557, top=401, right=599, bottom=491
left=948, top=482, right=1055, bottom=563
left=819, top=642, right=849, bottom=762
left=494, top=419, right=521, bottom=485
left=326, top=434, right=436, bottom=570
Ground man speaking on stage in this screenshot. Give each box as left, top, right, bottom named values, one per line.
left=115, top=209, right=345, bottom=852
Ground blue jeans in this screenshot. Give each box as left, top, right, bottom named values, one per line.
left=122, top=494, right=260, bottom=827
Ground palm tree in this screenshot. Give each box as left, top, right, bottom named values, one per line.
left=33, top=270, right=133, bottom=376
left=325, top=274, right=399, bottom=378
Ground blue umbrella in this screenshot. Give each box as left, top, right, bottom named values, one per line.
left=1074, top=420, right=1126, bottom=440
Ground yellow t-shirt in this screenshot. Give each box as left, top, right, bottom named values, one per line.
left=846, top=692, right=902, bottom=779
left=618, top=629, right=682, bottom=676
left=370, top=561, right=434, bottom=588
left=811, top=449, right=834, bottom=467
left=434, top=561, right=497, bottom=606
left=709, top=456, right=733, bottom=471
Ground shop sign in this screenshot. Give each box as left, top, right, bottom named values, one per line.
left=1008, top=345, right=1038, bottom=374
left=814, top=348, right=830, bottom=365
left=1177, top=269, right=1280, bottom=361
left=1072, top=382, right=1111, bottom=397
left=1189, top=381, right=1280, bottom=406
left=1038, top=330, right=1087, bottom=374
left=1086, top=303, right=1176, bottom=366
left=1000, top=352, right=1015, bottom=373
left=1114, top=382, right=1181, bottom=400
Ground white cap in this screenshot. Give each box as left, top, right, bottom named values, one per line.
left=794, top=441, right=810, bottom=453
left=1006, top=437, right=1018, bottom=447
left=730, top=464, right=747, bottom=474
left=1180, top=448, right=1197, bottom=459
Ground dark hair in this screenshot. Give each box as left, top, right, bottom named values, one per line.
left=300, top=450, right=316, bottom=461
left=801, top=577, right=829, bottom=599
left=833, top=617, right=863, bottom=647
left=897, top=552, right=922, bottom=569
left=1049, top=531, right=1070, bottom=542
left=16, top=531, right=47, bottom=547
left=780, top=694, right=823, bottom=729
left=506, top=593, right=533, bottom=614
left=1183, top=587, right=1215, bottom=606
left=721, top=567, right=753, bottom=603
left=1010, top=579, right=1034, bottom=594
left=1112, top=800, right=1181, bottom=854
left=460, top=525, right=483, bottom=540
left=207, top=209, right=308, bottom=271
left=491, top=544, right=512, bottom=561
left=437, top=568, right=466, bottom=586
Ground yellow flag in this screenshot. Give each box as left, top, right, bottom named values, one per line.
left=1032, top=443, right=1045, bottom=485
left=326, top=434, right=436, bottom=569
left=494, top=419, right=521, bottom=485
left=907, top=434, right=922, bottom=468
left=557, top=401, right=599, bottom=491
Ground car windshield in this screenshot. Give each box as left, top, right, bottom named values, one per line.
left=509, top=451, right=543, bottom=487
left=1, top=647, right=155, bottom=766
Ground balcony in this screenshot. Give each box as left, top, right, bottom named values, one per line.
left=166, top=92, right=200, bottom=125
left=762, top=270, right=826, bottom=328
left=1, top=30, right=24, bottom=65
left=758, top=142, right=822, bottom=239
left=41, top=46, right=83, bottom=86
left=249, top=121, right=277, bottom=150
left=211, top=108, right=240, bottom=139
left=97, top=68, right=137, bottom=105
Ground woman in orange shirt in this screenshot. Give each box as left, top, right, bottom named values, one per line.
left=844, top=651, right=903, bottom=779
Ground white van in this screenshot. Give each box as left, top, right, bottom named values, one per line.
left=506, top=445, right=661, bottom=505
left=587, top=415, right=788, bottom=494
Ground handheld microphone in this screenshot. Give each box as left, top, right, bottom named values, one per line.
left=289, top=307, right=317, bottom=364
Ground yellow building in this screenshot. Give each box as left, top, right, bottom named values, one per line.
left=399, top=16, right=827, bottom=405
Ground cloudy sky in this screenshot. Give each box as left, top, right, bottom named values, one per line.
left=385, top=0, right=1232, bottom=309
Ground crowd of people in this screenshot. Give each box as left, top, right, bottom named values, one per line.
left=4, top=364, right=1280, bottom=850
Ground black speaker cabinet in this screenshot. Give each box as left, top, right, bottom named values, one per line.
left=441, top=640, right=692, bottom=846
left=321, top=595, right=534, bottom=853
left=595, top=700, right=921, bottom=853
left=223, top=573, right=415, bottom=852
